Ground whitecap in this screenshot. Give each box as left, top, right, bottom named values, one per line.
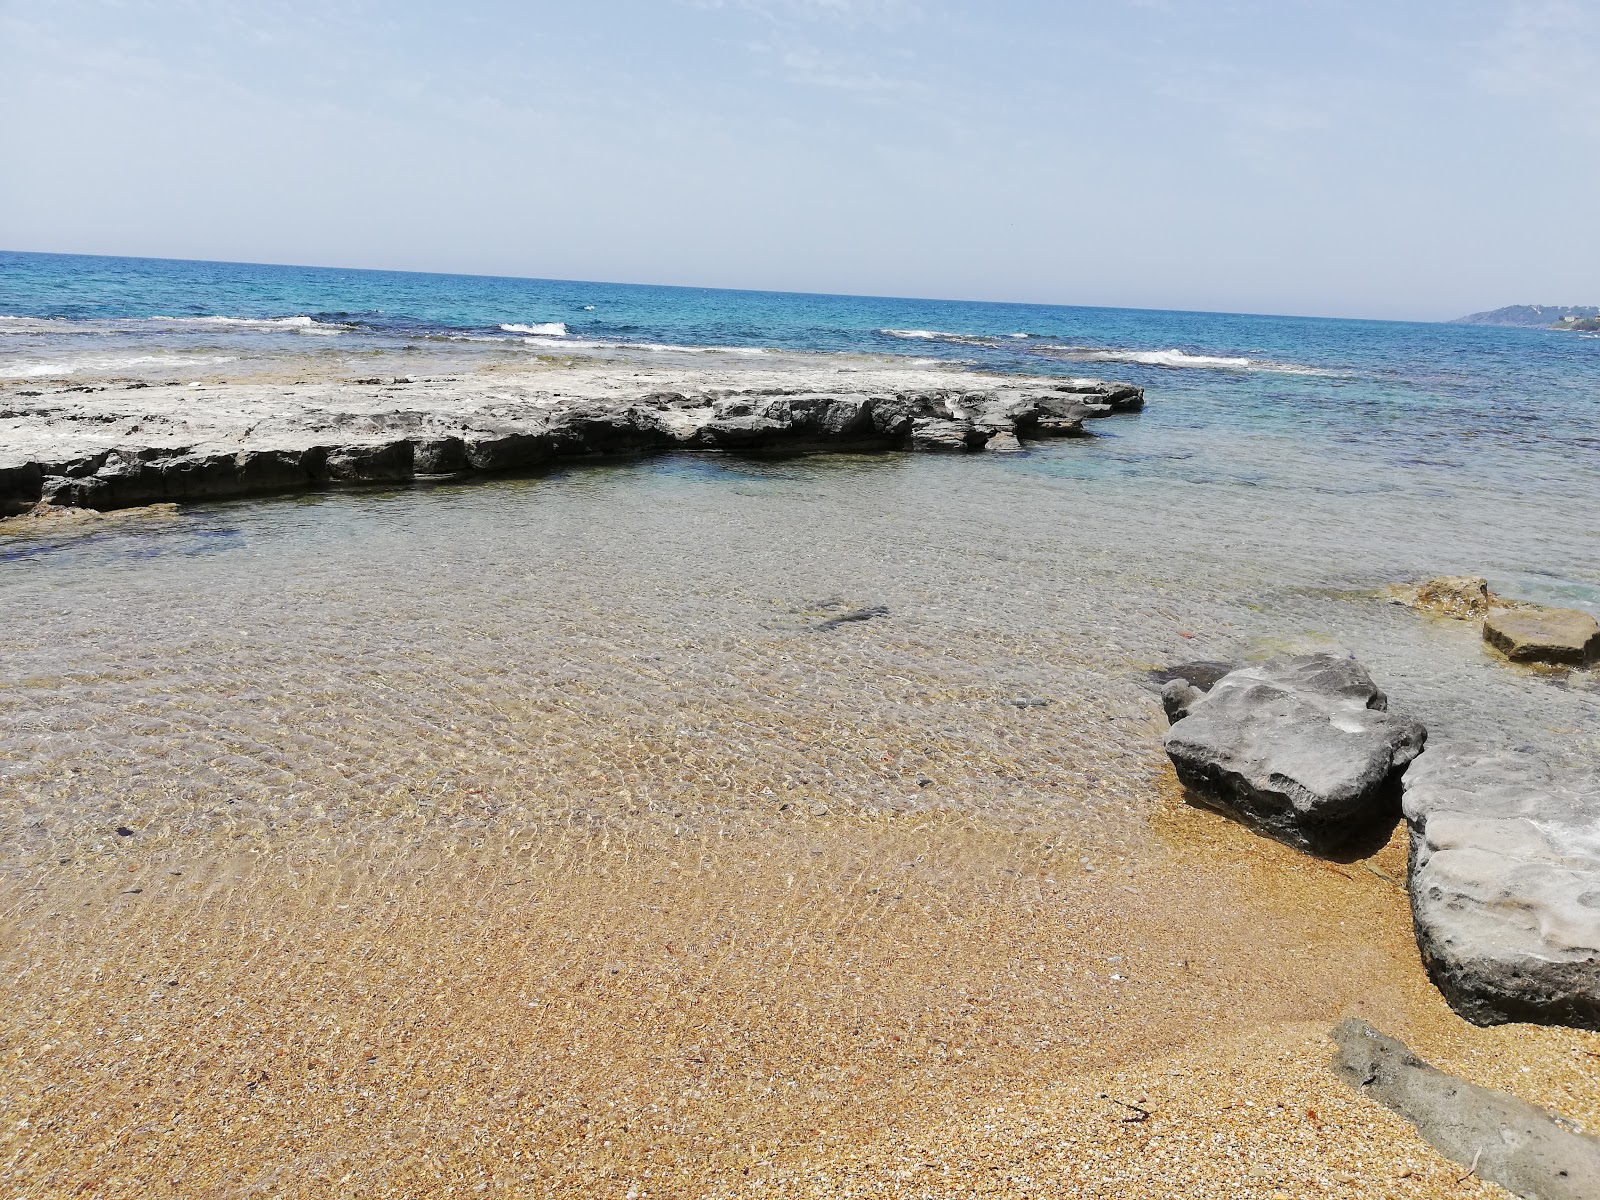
left=500, top=322, right=568, bottom=337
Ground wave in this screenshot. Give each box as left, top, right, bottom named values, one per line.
left=516, top=334, right=767, bottom=355
left=148, top=314, right=350, bottom=333
left=0, top=354, right=238, bottom=379
left=1, top=314, right=350, bottom=336
left=878, top=328, right=1009, bottom=348
left=1047, top=346, right=1338, bottom=375
left=876, top=326, right=1332, bottom=375
left=500, top=322, right=568, bottom=337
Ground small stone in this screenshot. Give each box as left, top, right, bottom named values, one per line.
left=1483, top=606, right=1600, bottom=665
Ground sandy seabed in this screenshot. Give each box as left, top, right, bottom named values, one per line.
left=5, top=791, right=1598, bottom=1198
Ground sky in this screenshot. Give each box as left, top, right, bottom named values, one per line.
left=1, top=0, right=1597, bottom=320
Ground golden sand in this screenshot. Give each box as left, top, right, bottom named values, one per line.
left=4, top=777, right=1596, bottom=1198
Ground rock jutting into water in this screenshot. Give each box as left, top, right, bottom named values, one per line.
left=1483, top=606, right=1600, bottom=666
left=1402, top=742, right=1600, bottom=1030
left=0, top=360, right=1144, bottom=516
left=1161, top=653, right=1426, bottom=855
left=1331, top=1019, right=1600, bottom=1199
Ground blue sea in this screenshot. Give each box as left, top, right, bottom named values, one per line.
left=4, top=248, right=1598, bottom=608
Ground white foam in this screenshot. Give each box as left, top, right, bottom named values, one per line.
left=0, top=354, right=238, bottom=379
left=878, top=328, right=1003, bottom=348
left=500, top=322, right=568, bottom=337
left=147, top=314, right=348, bottom=332
left=1048, top=346, right=1339, bottom=376
left=515, top=335, right=766, bottom=356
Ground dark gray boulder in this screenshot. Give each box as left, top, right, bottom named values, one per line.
left=0, top=462, right=44, bottom=515
left=1162, top=653, right=1426, bottom=855
left=1402, top=742, right=1600, bottom=1030
left=326, top=440, right=414, bottom=483
left=1331, top=1019, right=1600, bottom=1200
left=411, top=437, right=468, bottom=476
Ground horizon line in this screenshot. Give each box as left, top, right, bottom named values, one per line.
left=0, top=246, right=1565, bottom=328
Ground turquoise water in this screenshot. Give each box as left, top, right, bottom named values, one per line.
left=4, top=249, right=1597, bottom=611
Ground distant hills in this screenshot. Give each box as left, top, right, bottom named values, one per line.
left=1449, top=304, right=1600, bottom=328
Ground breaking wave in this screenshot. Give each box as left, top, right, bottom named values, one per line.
left=877, top=328, right=1337, bottom=375
left=1046, top=346, right=1339, bottom=375
left=500, top=322, right=568, bottom=337
left=148, top=315, right=350, bottom=333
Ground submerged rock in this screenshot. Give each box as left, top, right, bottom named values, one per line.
left=1408, top=575, right=1494, bottom=619
left=1162, top=654, right=1426, bottom=855
left=1331, top=1019, right=1600, bottom=1199
left=1483, top=606, right=1600, bottom=665
left=1402, top=741, right=1600, bottom=1029
left=1153, top=660, right=1235, bottom=720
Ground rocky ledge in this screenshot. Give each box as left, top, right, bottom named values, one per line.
left=0, top=360, right=1143, bottom=516
left=1403, top=742, right=1600, bottom=1030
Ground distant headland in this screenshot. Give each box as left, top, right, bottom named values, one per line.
left=1449, top=304, right=1600, bottom=330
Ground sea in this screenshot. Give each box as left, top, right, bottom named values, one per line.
left=1, top=248, right=1597, bottom=853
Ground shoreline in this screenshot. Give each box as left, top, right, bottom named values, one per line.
left=0, top=353, right=1142, bottom=518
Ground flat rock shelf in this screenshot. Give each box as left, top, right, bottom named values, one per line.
left=0, top=355, right=1143, bottom=515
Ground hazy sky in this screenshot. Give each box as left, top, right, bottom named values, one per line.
left=3, top=0, right=1597, bottom=319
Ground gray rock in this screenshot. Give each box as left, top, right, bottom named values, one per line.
left=0, top=368, right=1145, bottom=515
left=909, top=418, right=991, bottom=452
left=1331, top=1019, right=1600, bottom=1199
left=412, top=437, right=468, bottom=476
left=326, top=440, right=414, bottom=483
left=1152, top=660, right=1235, bottom=721
left=1162, top=653, right=1426, bottom=855
left=1402, top=741, right=1600, bottom=1029
left=814, top=605, right=889, bottom=632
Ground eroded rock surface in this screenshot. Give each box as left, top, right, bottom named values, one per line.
left=1331, top=1019, right=1600, bottom=1200
left=1162, top=654, right=1426, bottom=855
left=1402, top=742, right=1600, bottom=1029
left=0, top=363, right=1144, bottom=515
left=1409, top=575, right=1495, bottom=620
left=1483, top=607, right=1600, bottom=666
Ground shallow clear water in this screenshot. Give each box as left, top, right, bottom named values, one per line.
left=2, top=445, right=1595, bottom=862
left=1, top=251, right=1598, bottom=860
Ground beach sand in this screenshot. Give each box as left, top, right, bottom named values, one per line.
left=4, top=780, right=1596, bottom=1198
